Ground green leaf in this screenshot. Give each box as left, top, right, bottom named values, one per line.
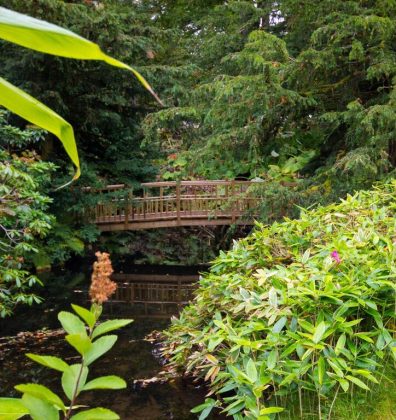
left=71, top=305, right=96, bottom=329
left=272, top=316, right=287, bottom=333
left=298, top=319, right=315, bottom=333
left=198, top=406, right=215, bottom=420
left=58, top=312, right=86, bottom=335
left=191, top=398, right=216, bottom=420
left=0, top=7, right=161, bottom=104
left=66, top=334, right=92, bottom=356
left=337, top=378, right=350, bottom=392
left=14, top=384, right=65, bottom=411
left=21, top=394, right=59, bottom=420
left=207, top=336, right=224, bottom=352
left=70, top=408, right=120, bottom=420
left=224, top=400, right=245, bottom=415
left=85, top=335, right=117, bottom=365
left=82, top=376, right=126, bottom=391
left=345, top=375, right=370, bottom=391
left=317, top=356, right=325, bottom=386
left=335, top=334, right=346, bottom=355
left=92, top=320, right=133, bottom=339
left=0, top=398, right=29, bottom=420
left=312, top=322, right=327, bottom=343
left=26, top=354, right=69, bottom=373
left=328, top=359, right=344, bottom=377
left=246, top=359, right=258, bottom=383
left=267, top=350, right=277, bottom=370
left=343, top=319, right=362, bottom=328
left=0, top=76, right=80, bottom=180
left=353, top=370, right=379, bottom=384
left=260, top=407, right=284, bottom=414
left=354, top=332, right=374, bottom=343
left=61, top=364, right=89, bottom=401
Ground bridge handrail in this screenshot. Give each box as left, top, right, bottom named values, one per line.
left=87, top=179, right=263, bottom=230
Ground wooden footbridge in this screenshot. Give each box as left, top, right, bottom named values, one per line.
left=86, top=180, right=262, bottom=231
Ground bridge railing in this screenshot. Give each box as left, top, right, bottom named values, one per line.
left=87, top=180, right=263, bottom=229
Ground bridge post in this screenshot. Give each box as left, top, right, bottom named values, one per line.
left=231, top=179, right=236, bottom=223
left=176, top=180, right=181, bottom=225
left=124, top=187, right=129, bottom=229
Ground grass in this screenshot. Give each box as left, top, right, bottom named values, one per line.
left=279, top=364, right=396, bottom=419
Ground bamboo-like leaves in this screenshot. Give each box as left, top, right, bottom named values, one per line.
left=0, top=6, right=162, bottom=180
left=164, top=183, right=396, bottom=418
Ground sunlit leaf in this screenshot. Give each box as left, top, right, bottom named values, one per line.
left=84, top=335, right=117, bottom=365
left=0, top=77, right=80, bottom=180
left=312, top=322, right=327, bottom=343
left=246, top=358, right=258, bottom=383
left=61, top=364, right=89, bottom=401
left=26, top=354, right=69, bottom=373
left=82, top=376, right=126, bottom=391
left=0, top=398, right=29, bottom=420
left=15, top=384, right=65, bottom=411
left=92, top=320, right=133, bottom=339
left=345, top=375, right=370, bottom=390
left=260, top=407, right=284, bottom=414
left=58, top=311, right=86, bottom=335
left=0, top=7, right=162, bottom=104
left=21, top=394, right=59, bottom=420
left=66, top=333, right=92, bottom=356
left=71, top=305, right=96, bottom=329
left=70, top=408, right=119, bottom=420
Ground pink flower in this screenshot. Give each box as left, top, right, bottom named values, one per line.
left=331, top=250, right=341, bottom=264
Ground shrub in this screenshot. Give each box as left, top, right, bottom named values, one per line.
left=163, top=181, right=396, bottom=419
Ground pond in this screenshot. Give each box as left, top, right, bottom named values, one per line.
left=0, top=265, right=224, bottom=419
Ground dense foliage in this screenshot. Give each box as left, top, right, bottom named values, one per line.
left=3, top=0, right=395, bottom=256
left=143, top=0, right=396, bottom=219
left=163, top=181, right=396, bottom=418
left=1, top=0, right=395, bottom=235
left=0, top=111, right=55, bottom=317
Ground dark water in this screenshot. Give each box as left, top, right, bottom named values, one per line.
left=0, top=267, right=222, bottom=419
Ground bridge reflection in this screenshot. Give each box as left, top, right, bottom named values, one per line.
left=106, top=273, right=199, bottom=318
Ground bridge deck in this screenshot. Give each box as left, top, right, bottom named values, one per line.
left=87, top=180, right=262, bottom=230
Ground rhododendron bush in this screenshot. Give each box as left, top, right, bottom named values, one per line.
left=163, top=182, right=396, bottom=419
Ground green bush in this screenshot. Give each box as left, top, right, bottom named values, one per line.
left=163, top=181, right=396, bottom=419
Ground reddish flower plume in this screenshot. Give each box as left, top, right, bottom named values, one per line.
left=89, top=252, right=116, bottom=304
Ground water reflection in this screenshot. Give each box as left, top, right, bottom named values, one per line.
left=0, top=267, right=225, bottom=419
left=107, top=273, right=199, bottom=318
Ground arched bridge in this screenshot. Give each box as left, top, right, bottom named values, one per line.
left=86, top=180, right=262, bottom=231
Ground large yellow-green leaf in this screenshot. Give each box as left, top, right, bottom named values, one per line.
left=0, top=7, right=162, bottom=104
left=0, top=7, right=161, bottom=103
left=0, top=77, right=80, bottom=180
left=0, top=6, right=162, bottom=182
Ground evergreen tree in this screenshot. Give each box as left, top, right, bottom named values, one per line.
left=143, top=0, right=396, bottom=216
